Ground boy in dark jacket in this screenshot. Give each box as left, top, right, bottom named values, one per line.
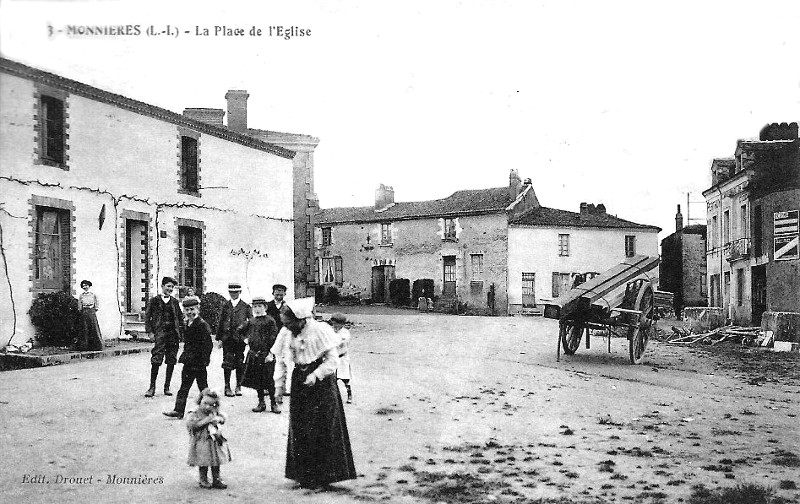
left=239, top=296, right=280, bottom=413
left=216, top=282, right=252, bottom=397
left=144, top=276, right=185, bottom=397
left=163, top=297, right=213, bottom=419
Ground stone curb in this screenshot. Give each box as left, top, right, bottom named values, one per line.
left=0, top=342, right=152, bottom=372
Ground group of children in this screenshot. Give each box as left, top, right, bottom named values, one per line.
left=145, top=277, right=354, bottom=489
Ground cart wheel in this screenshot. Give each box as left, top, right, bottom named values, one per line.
left=628, top=282, right=655, bottom=364
left=560, top=320, right=583, bottom=355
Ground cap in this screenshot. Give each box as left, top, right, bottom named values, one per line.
left=228, top=282, right=242, bottom=292
left=330, top=312, right=347, bottom=324
left=251, top=295, right=268, bottom=306
left=182, top=297, right=200, bottom=308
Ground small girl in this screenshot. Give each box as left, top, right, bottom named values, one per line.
left=185, top=388, right=231, bottom=489
left=330, top=313, right=353, bottom=404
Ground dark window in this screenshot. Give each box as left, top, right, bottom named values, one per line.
left=180, top=136, right=199, bottom=192
left=321, top=227, right=332, bottom=247
left=381, top=223, right=392, bottom=245
left=34, top=206, right=71, bottom=292
left=736, top=269, right=744, bottom=306
left=178, top=226, right=203, bottom=292
left=625, top=235, right=636, bottom=257
left=522, top=272, right=536, bottom=307
left=41, top=95, right=65, bottom=164
left=443, top=218, right=457, bottom=240
left=334, top=256, right=343, bottom=286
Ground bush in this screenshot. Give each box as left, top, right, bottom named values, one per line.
left=314, top=285, right=340, bottom=304
left=412, top=279, right=434, bottom=303
left=28, top=291, right=81, bottom=347
left=389, top=278, right=411, bottom=306
left=199, top=292, right=227, bottom=334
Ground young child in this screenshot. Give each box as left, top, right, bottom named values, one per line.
left=185, top=388, right=231, bottom=489
left=330, top=312, right=353, bottom=404
left=239, top=296, right=280, bottom=413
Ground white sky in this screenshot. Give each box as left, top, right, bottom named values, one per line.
left=2, top=0, right=799, bottom=240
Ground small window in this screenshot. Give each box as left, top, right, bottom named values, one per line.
left=180, top=136, right=199, bottom=192
left=625, top=235, right=636, bottom=257
left=558, top=234, right=570, bottom=257
left=381, top=223, right=392, bottom=245
left=700, top=274, right=707, bottom=297
left=443, top=218, right=457, bottom=240
left=470, top=254, right=484, bottom=281
left=178, top=226, right=203, bottom=292
left=321, top=227, right=332, bottom=247
left=321, top=256, right=343, bottom=285
left=40, top=95, right=65, bottom=165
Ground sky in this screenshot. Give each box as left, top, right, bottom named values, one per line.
left=2, top=0, right=799, bottom=240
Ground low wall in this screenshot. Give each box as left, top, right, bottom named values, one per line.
left=761, top=311, right=800, bottom=348
left=682, top=307, right=725, bottom=332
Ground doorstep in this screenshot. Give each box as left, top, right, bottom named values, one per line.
left=0, top=339, right=152, bottom=372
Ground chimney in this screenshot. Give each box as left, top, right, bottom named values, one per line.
left=580, top=202, right=588, bottom=215
left=375, top=184, right=395, bottom=210
left=509, top=169, right=522, bottom=200
left=225, top=90, right=249, bottom=133
left=183, top=108, right=225, bottom=126
left=675, top=204, right=683, bottom=232
left=595, top=203, right=606, bottom=214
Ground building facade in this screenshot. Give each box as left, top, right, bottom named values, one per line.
left=703, top=122, right=799, bottom=325
left=314, top=170, right=540, bottom=314
left=659, top=206, right=707, bottom=315
left=507, top=203, right=660, bottom=314
left=0, top=59, right=296, bottom=346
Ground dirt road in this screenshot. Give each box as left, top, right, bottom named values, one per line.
left=1, top=308, right=798, bottom=503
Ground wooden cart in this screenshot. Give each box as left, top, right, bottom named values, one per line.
left=542, top=255, right=669, bottom=364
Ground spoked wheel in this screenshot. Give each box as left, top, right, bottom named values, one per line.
left=628, top=282, right=655, bottom=364
left=559, top=319, right=583, bottom=355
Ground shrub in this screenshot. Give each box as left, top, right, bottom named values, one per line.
left=389, top=278, right=411, bottom=306
left=412, top=279, right=434, bottom=303
left=199, top=292, right=227, bottom=334
left=315, top=285, right=340, bottom=304
left=28, top=291, right=81, bottom=347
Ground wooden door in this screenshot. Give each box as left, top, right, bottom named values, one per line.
left=443, top=256, right=456, bottom=297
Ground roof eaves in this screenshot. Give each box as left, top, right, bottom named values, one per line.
left=0, top=58, right=297, bottom=160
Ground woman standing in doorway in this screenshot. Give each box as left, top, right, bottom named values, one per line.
left=270, top=297, right=356, bottom=489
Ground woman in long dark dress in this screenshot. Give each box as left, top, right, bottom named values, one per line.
left=270, top=297, right=356, bottom=489
left=77, top=279, right=104, bottom=351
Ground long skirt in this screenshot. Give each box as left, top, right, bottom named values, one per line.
left=79, top=309, right=104, bottom=351
left=286, top=361, right=357, bottom=487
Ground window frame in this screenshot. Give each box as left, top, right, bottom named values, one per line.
left=470, top=253, right=484, bottom=281
left=381, top=222, right=392, bottom=245
left=33, top=206, right=71, bottom=292
left=443, top=217, right=457, bottom=241
left=178, top=225, right=203, bottom=293
left=321, top=227, right=332, bottom=247
left=625, top=235, right=636, bottom=257
left=180, top=135, right=199, bottom=193
left=558, top=234, right=570, bottom=257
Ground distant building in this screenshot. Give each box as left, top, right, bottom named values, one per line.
left=507, top=203, right=660, bottom=314
left=0, top=58, right=295, bottom=346
left=703, top=122, right=799, bottom=325
left=314, top=170, right=661, bottom=315
left=659, top=205, right=707, bottom=315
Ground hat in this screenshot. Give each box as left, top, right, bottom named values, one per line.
left=228, top=282, right=242, bottom=292
left=251, top=295, right=268, bottom=306
left=162, top=276, right=177, bottom=286
left=272, top=284, right=287, bottom=292
left=182, top=297, right=200, bottom=308
left=330, top=312, right=347, bottom=324
left=80, top=279, right=92, bottom=288
left=285, top=297, right=315, bottom=319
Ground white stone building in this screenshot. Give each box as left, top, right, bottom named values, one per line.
left=507, top=203, right=660, bottom=314
left=0, top=58, right=295, bottom=346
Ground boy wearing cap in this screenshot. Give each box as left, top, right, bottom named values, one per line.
left=239, top=296, right=280, bottom=413
left=330, top=313, right=354, bottom=404
left=217, top=282, right=252, bottom=397
left=163, top=297, right=214, bottom=419
left=144, top=276, right=185, bottom=398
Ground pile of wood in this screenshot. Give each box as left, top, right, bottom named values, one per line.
left=667, top=325, right=764, bottom=346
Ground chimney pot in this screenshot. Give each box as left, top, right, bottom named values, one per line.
left=375, top=184, right=395, bottom=210
left=676, top=204, right=684, bottom=232
left=580, top=202, right=588, bottom=215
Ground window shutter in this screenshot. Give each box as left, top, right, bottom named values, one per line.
left=59, top=210, right=71, bottom=292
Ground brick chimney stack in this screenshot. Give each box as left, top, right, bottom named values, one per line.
left=675, top=204, right=684, bottom=232
left=225, top=90, right=249, bottom=133
left=375, top=184, right=395, bottom=210
left=509, top=169, right=522, bottom=200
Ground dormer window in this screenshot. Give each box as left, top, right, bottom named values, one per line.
left=443, top=218, right=456, bottom=240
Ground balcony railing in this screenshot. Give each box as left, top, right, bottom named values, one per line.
left=725, top=237, right=751, bottom=262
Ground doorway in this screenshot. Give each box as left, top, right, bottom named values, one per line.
left=751, top=265, right=766, bottom=325
left=443, top=255, right=456, bottom=297
left=125, top=219, right=149, bottom=313
left=371, top=265, right=395, bottom=303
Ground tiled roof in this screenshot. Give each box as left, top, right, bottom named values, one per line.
left=510, top=206, right=660, bottom=231
left=0, top=58, right=296, bottom=160
left=316, top=187, right=512, bottom=224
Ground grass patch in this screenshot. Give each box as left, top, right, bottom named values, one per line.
left=688, top=483, right=794, bottom=504
left=772, top=450, right=800, bottom=467
left=374, top=407, right=403, bottom=415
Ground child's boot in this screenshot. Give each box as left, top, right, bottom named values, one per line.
left=346, top=384, right=353, bottom=404
left=223, top=369, right=234, bottom=397
left=144, top=364, right=158, bottom=397
left=198, top=467, right=211, bottom=489
left=211, top=467, right=227, bottom=489
left=270, top=395, right=281, bottom=414
left=163, top=364, right=174, bottom=396
left=252, top=391, right=266, bottom=412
